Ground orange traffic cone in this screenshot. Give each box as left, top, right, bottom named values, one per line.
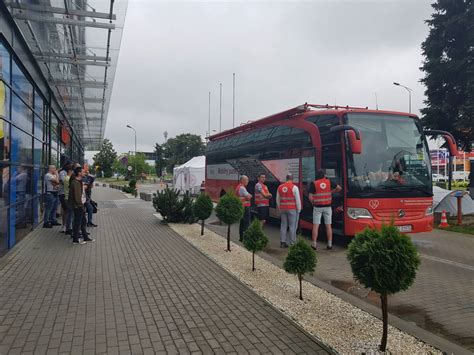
left=439, top=210, right=449, bottom=228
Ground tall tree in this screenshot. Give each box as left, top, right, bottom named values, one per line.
left=420, top=0, right=474, bottom=150
left=93, top=139, right=117, bottom=178
left=163, top=134, right=205, bottom=170
left=154, top=143, right=165, bottom=177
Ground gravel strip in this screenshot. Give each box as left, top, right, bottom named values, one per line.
left=167, top=220, right=440, bottom=354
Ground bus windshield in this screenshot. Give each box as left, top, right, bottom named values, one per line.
left=345, top=113, right=432, bottom=196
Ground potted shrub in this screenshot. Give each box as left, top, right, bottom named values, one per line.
left=347, top=224, right=420, bottom=351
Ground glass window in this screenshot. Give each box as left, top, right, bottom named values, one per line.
left=0, top=43, right=10, bottom=84
left=1, top=77, right=9, bottom=124
left=12, top=60, right=33, bottom=106
left=51, top=149, right=59, bottom=167
left=0, top=207, right=7, bottom=257
left=51, top=114, right=59, bottom=137
left=306, top=115, right=340, bottom=145
left=0, top=119, right=10, bottom=162
left=0, top=163, right=9, bottom=208
left=12, top=93, right=34, bottom=134
left=34, top=117, right=43, bottom=141
left=346, top=113, right=432, bottom=196
left=34, top=139, right=42, bottom=166
left=51, top=133, right=58, bottom=153
left=11, top=126, right=33, bottom=165
left=34, top=91, right=44, bottom=119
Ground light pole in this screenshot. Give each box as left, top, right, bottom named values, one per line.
left=393, top=82, right=413, bottom=113
left=126, top=124, right=137, bottom=179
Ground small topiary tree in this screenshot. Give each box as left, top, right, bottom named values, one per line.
left=215, top=192, right=244, bottom=252
left=347, top=224, right=420, bottom=352
left=283, top=239, right=316, bottom=301
left=243, top=219, right=269, bottom=271
left=193, top=193, right=214, bottom=235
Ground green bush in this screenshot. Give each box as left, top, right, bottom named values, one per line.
left=283, top=239, right=316, bottom=301
left=152, top=188, right=196, bottom=223
left=193, top=193, right=214, bottom=235
left=243, top=219, right=269, bottom=271
left=347, top=224, right=420, bottom=351
left=122, top=179, right=137, bottom=196
left=215, top=192, right=244, bottom=252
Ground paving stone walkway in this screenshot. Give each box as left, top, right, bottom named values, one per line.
left=0, top=187, right=330, bottom=355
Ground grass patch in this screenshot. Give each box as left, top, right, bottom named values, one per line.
left=438, top=223, right=474, bottom=236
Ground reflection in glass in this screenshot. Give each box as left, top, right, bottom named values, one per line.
left=0, top=207, right=7, bottom=256
left=11, top=126, right=33, bottom=165
left=12, top=60, right=33, bottom=105
left=12, top=93, right=33, bottom=134
left=34, top=139, right=43, bottom=166
left=346, top=113, right=432, bottom=196
left=0, top=164, right=9, bottom=209
left=0, top=43, right=10, bottom=84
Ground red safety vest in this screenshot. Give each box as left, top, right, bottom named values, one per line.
left=255, top=182, right=270, bottom=206
left=277, top=182, right=297, bottom=210
left=235, top=183, right=251, bottom=207
left=311, top=178, right=332, bottom=206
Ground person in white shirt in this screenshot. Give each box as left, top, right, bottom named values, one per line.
left=276, top=174, right=301, bottom=247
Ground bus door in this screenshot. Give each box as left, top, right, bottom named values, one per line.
left=301, top=149, right=316, bottom=224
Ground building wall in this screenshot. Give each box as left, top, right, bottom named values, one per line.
left=0, top=26, right=83, bottom=256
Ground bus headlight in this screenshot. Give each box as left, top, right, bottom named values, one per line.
left=347, top=207, right=373, bottom=220
left=425, top=206, right=434, bottom=215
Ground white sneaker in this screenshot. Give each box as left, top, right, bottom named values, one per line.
left=73, top=240, right=86, bottom=245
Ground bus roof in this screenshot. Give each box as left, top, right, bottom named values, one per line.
left=208, top=103, right=418, bottom=141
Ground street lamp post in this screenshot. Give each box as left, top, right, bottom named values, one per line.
left=393, top=82, right=413, bottom=113
left=126, top=124, right=137, bottom=179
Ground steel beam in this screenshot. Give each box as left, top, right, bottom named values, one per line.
left=32, top=52, right=110, bottom=62
left=37, top=57, right=110, bottom=66
left=7, top=2, right=116, bottom=20
left=52, top=80, right=107, bottom=89
left=65, top=97, right=104, bottom=103
left=12, top=11, right=116, bottom=29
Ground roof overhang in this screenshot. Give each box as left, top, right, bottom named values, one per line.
left=6, top=0, right=128, bottom=150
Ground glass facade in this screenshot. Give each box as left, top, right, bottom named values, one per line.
left=0, top=40, right=84, bottom=256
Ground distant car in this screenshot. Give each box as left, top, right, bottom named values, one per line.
left=432, top=173, right=447, bottom=182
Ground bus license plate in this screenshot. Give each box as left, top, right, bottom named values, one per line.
left=397, top=225, right=412, bottom=233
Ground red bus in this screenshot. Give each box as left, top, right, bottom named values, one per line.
left=206, top=104, right=458, bottom=237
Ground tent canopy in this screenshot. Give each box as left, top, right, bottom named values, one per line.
left=173, top=156, right=206, bottom=194
left=433, top=186, right=474, bottom=215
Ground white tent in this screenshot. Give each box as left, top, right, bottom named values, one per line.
left=173, top=156, right=206, bottom=194
left=433, top=186, right=474, bottom=215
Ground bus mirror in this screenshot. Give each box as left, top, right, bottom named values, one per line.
left=424, top=130, right=459, bottom=157
left=347, top=130, right=362, bottom=154
left=329, top=125, right=362, bottom=154
left=445, top=136, right=459, bottom=157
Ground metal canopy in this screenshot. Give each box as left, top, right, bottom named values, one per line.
left=6, top=0, right=127, bottom=150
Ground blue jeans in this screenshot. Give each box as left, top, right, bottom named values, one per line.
left=44, top=192, right=58, bottom=224
left=85, top=201, right=93, bottom=224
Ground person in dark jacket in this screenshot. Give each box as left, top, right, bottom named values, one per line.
left=68, top=167, right=95, bottom=245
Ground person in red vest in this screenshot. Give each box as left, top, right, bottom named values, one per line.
left=254, top=173, right=272, bottom=227
left=235, top=175, right=252, bottom=242
left=276, top=174, right=301, bottom=248
left=309, top=170, right=341, bottom=250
